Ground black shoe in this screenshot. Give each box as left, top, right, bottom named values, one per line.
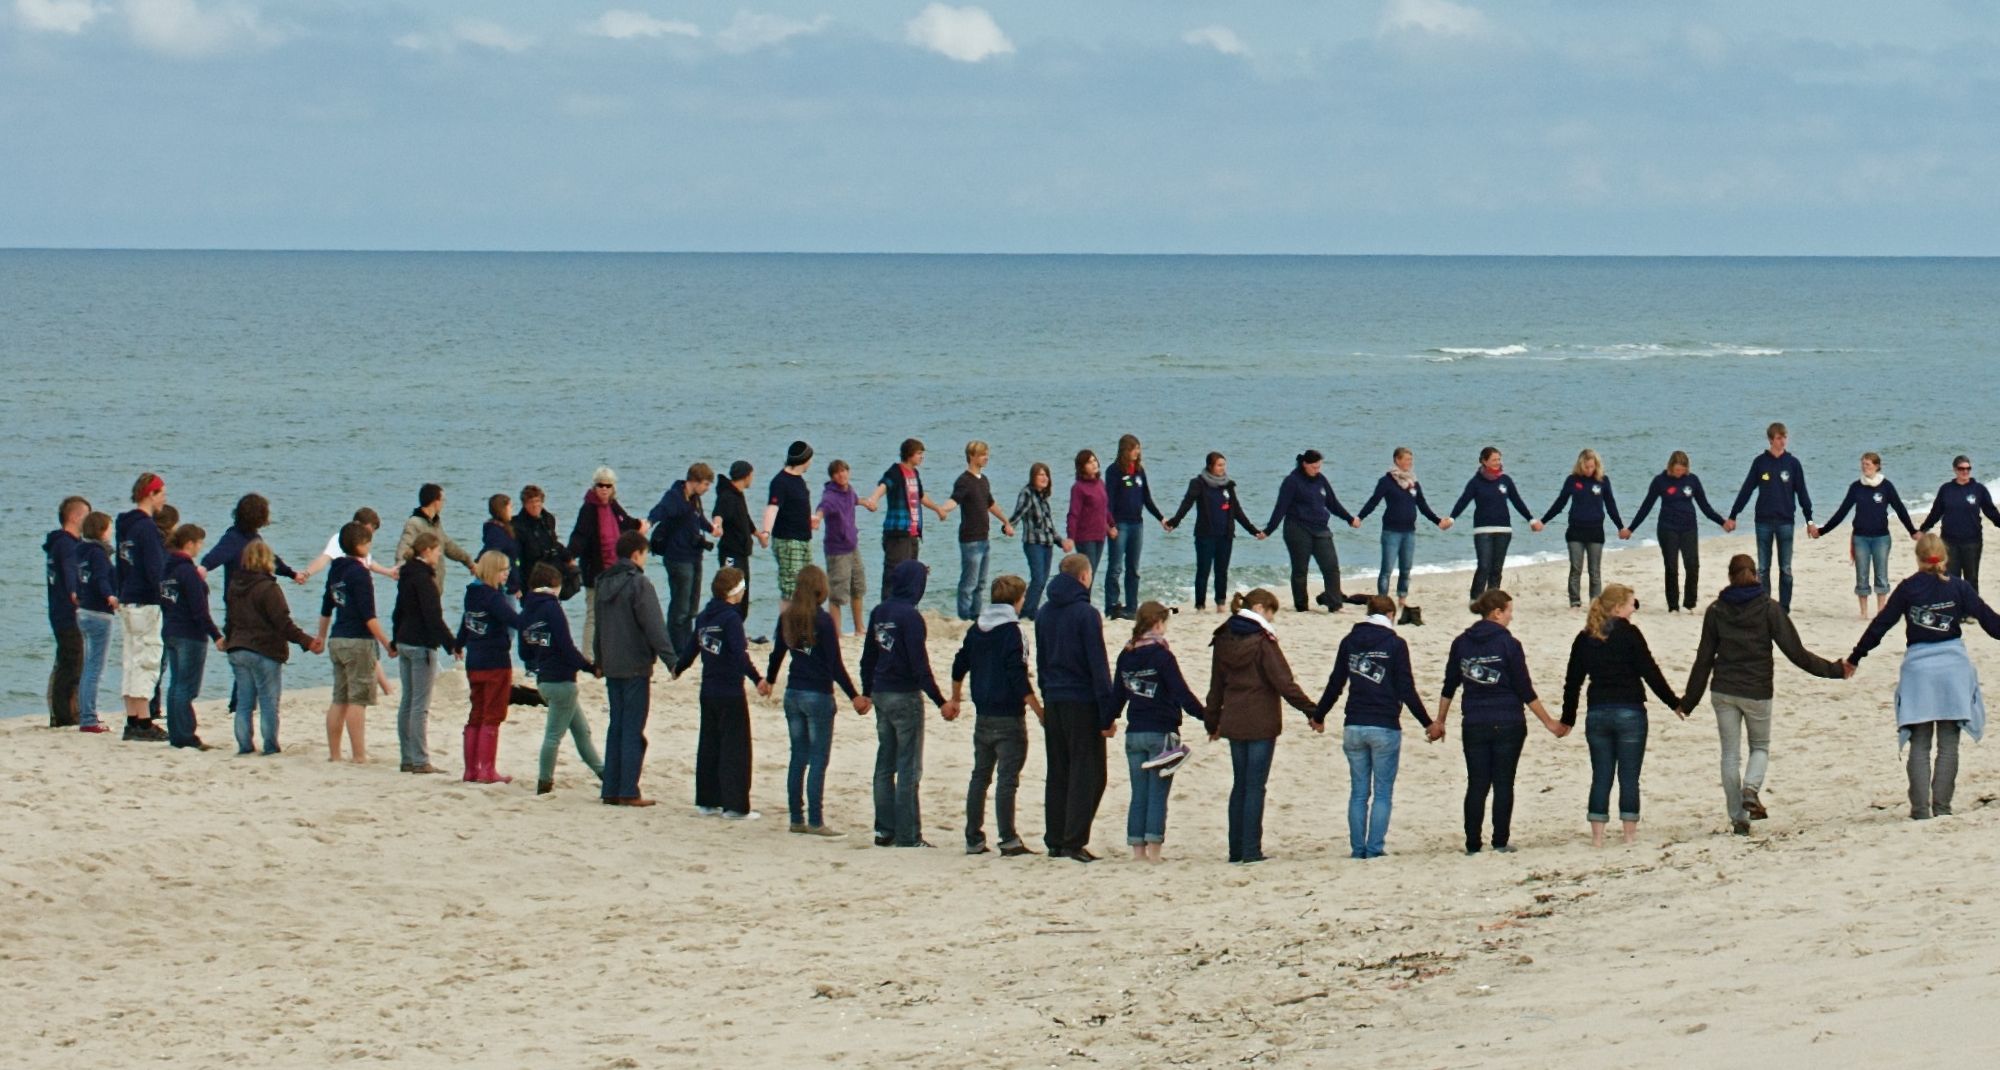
left=125, top=720, right=168, bottom=742
left=750, top=635, right=771, bottom=645
left=1069, top=848, right=1098, bottom=863
left=1238, top=855, right=1268, bottom=865
left=1047, top=846, right=1069, bottom=859
left=172, top=738, right=216, bottom=751
left=897, top=840, right=936, bottom=849
left=1000, top=844, right=1037, bottom=857
left=1342, top=592, right=1372, bottom=606
left=874, top=835, right=894, bottom=847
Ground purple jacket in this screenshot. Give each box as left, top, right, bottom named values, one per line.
left=1067, top=477, right=1112, bottom=544
left=818, top=481, right=860, bottom=557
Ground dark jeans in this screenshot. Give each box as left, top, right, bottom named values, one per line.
left=1022, top=543, right=1053, bottom=619
left=1947, top=540, right=1984, bottom=592
left=1105, top=520, right=1144, bottom=612
left=1193, top=535, right=1235, bottom=609
left=1584, top=705, right=1648, bottom=821
left=1754, top=522, right=1795, bottom=611
left=665, top=557, right=702, bottom=660
left=695, top=692, right=752, bottom=813
left=1042, top=699, right=1106, bottom=854
left=601, top=676, right=652, bottom=800
left=1282, top=521, right=1341, bottom=611
left=717, top=554, right=751, bottom=621
left=1227, top=738, right=1276, bottom=862
left=1462, top=721, right=1528, bottom=850
left=872, top=690, right=926, bottom=845
left=48, top=626, right=81, bottom=727
left=784, top=688, right=836, bottom=826
left=1470, top=532, right=1512, bottom=602
left=1658, top=527, right=1700, bottom=610
left=966, top=714, right=1029, bottom=849
left=163, top=636, right=208, bottom=747
left=881, top=534, right=921, bottom=603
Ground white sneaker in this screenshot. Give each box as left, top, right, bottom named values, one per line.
left=723, top=810, right=763, bottom=821
left=695, top=806, right=724, bottom=817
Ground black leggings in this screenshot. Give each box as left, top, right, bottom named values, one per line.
left=1462, top=721, right=1527, bottom=850
left=1658, top=528, right=1700, bottom=610
left=1282, top=522, right=1341, bottom=612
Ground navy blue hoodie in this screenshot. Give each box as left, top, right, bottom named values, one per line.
left=1264, top=467, right=1353, bottom=535
left=767, top=608, right=857, bottom=698
left=160, top=552, right=221, bottom=642
left=1540, top=475, right=1624, bottom=539
left=1441, top=619, right=1537, bottom=725
left=1034, top=571, right=1116, bottom=725
left=457, top=581, right=524, bottom=671
left=115, top=508, right=167, bottom=605
left=1728, top=451, right=1812, bottom=524
left=648, top=480, right=714, bottom=564
left=676, top=596, right=764, bottom=697
left=1314, top=619, right=1430, bottom=729
left=320, top=556, right=378, bottom=639
left=1850, top=572, right=2000, bottom=664
left=1822, top=479, right=1916, bottom=538
left=1108, top=462, right=1165, bottom=524
left=1450, top=470, right=1534, bottom=530
left=860, top=560, right=945, bottom=704
left=76, top=540, right=116, bottom=615
left=1919, top=480, right=2000, bottom=544
left=518, top=590, right=592, bottom=683
left=1358, top=473, right=1442, bottom=534
left=951, top=606, right=1032, bottom=716
left=44, top=529, right=80, bottom=631
left=1628, top=472, right=1726, bottom=533
left=1111, top=638, right=1204, bottom=734
left=1166, top=476, right=1260, bottom=541
left=201, top=526, right=296, bottom=590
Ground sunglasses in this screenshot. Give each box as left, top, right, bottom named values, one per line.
left=595, top=482, right=615, bottom=489
left=1956, top=466, right=1972, bottom=473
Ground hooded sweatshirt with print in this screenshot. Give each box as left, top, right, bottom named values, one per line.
left=1034, top=572, right=1115, bottom=725
left=860, top=559, right=945, bottom=704
left=952, top=603, right=1033, bottom=716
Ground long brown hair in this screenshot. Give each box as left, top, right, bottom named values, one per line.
left=782, top=565, right=830, bottom=648
left=1116, top=434, right=1141, bottom=472
left=488, top=494, right=514, bottom=539
left=1229, top=588, right=1280, bottom=615
left=1027, top=461, right=1052, bottom=498
left=1128, top=601, right=1170, bottom=647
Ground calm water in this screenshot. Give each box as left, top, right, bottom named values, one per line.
left=4, top=252, right=1998, bottom=713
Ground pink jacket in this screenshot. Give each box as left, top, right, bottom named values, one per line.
left=1067, top=477, right=1112, bottom=543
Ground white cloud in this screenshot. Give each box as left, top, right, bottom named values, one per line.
left=905, top=3, right=1012, bottom=63
left=15, top=0, right=99, bottom=34
left=583, top=9, right=699, bottom=41
left=713, top=11, right=827, bottom=53
left=1181, top=25, right=1248, bottom=58
left=1378, top=0, right=1489, bottom=38
left=123, top=0, right=282, bottom=58
left=395, top=18, right=535, bottom=54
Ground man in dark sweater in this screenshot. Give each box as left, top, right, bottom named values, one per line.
left=1035, top=553, right=1116, bottom=862
left=649, top=462, right=720, bottom=657
left=1726, top=422, right=1814, bottom=611
left=715, top=461, right=764, bottom=628
left=951, top=574, right=1042, bottom=856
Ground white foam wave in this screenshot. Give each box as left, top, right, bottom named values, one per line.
left=1421, top=340, right=1799, bottom=363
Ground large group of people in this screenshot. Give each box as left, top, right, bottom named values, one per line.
left=36, top=421, right=2000, bottom=862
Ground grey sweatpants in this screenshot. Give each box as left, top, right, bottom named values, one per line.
left=1567, top=540, right=1604, bottom=606
left=1906, top=720, right=1962, bottom=819
left=1712, top=692, right=1773, bottom=824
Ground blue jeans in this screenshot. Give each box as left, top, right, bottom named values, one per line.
left=228, top=648, right=282, bottom=754
left=1074, top=540, right=1104, bottom=588
left=1585, top=704, right=1648, bottom=821
left=1853, top=533, right=1892, bottom=596
left=78, top=610, right=114, bottom=728
left=1105, top=521, right=1145, bottom=611
left=1193, top=536, right=1234, bottom=608
left=1227, top=739, right=1275, bottom=862
left=1343, top=725, right=1402, bottom=858
left=872, top=690, right=927, bottom=844
left=784, top=688, right=837, bottom=826
left=1755, top=522, right=1795, bottom=610
left=601, top=676, right=651, bottom=801
left=957, top=539, right=991, bottom=621
left=1021, top=543, right=1053, bottom=619
left=1378, top=530, right=1416, bottom=598
left=664, top=558, right=702, bottom=661
left=163, top=636, right=208, bottom=747
left=1124, top=731, right=1174, bottom=845
left=397, top=645, right=439, bottom=766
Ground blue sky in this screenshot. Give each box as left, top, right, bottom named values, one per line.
left=3, top=0, right=1997, bottom=253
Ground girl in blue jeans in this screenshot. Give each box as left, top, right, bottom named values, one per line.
left=1562, top=584, right=1682, bottom=847
left=1312, top=595, right=1432, bottom=859
left=1816, top=451, right=1916, bottom=620
left=767, top=565, right=870, bottom=836
left=1109, top=602, right=1205, bottom=862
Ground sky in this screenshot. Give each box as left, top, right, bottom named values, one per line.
left=2, top=0, right=1998, bottom=254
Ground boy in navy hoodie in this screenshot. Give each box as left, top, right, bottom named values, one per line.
left=45, top=495, right=87, bottom=728
left=116, top=473, right=171, bottom=741
left=75, top=511, right=120, bottom=733
left=950, top=574, right=1043, bottom=857
left=673, top=567, right=766, bottom=819
left=860, top=559, right=957, bottom=847
left=159, top=524, right=221, bottom=750
left=1035, top=552, right=1116, bottom=862
left=520, top=562, right=601, bottom=796
left=1726, top=422, right=1814, bottom=611
left=317, top=521, right=395, bottom=764
left=1314, top=595, right=1431, bottom=859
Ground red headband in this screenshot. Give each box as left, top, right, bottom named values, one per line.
left=141, top=476, right=164, bottom=496
left=1924, top=556, right=1945, bottom=564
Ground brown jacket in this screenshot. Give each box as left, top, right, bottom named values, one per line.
left=1203, top=616, right=1316, bottom=741
left=222, top=570, right=315, bottom=663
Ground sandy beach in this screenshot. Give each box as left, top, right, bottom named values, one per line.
left=7, top=532, right=1999, bottom=1068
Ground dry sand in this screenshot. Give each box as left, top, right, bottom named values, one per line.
left=6, top=534, right=1999, bottom=1068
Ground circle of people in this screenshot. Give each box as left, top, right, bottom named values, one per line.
left=38, top=422, right=2000, bottom=862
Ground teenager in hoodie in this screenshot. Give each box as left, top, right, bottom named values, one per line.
left=458, top=551, right=525, bottom=784
left=1848, top=533, right=2000, bottom=820
left=1036, top=553, right=1117, bottom=862
left=1435, top=590, right=1567, bottom=855
left=1109, top=601, right=1203, bottom=862
left=1540, top=449, right=1625, bottom=609
left=45, top=496, right=87, bottom=728
left=389, top=533, right=457, bottom=774
left=1817, top=452, right=1917, bottom=619
left=1917, top=454, right=2000, bottom=592
left=1725, top=422, right=1814, bottom=612
left=1102, top=434, right=1165, bottom=621
left=1166, top=452, right=1264, bottom=614
left=1563, top=584, right=1682, bottom=847
left=116, top=472, right=171, bottom=740
left=200, top=493, right=302, bottom=589
left=861, top=559, right=958, bottom=847
left=715, top=460, right=763, bottom=626
left=1356, top=448, right=1450, bottom=614
left=673, top=566, right=766, bottom=820
left=480, top=494, right=523, bottom=597
left=1067, top=450, right=1114, bottom=588
left=567, top=467, right=645, bottom=658
left=1625, top=450, right=1729, bottom=613
left=1678, top=554, right=1847, bottom=834
left=951, top=574, right=1044, bottom=856
left=1263, top=449, right=1360, bottom=614
left=1204, top=588, right=1316, bottom=864
left=222, top=540, right=319, bottom=756
left=1449, top=448, right=1541, bottom=605
left=1314, top=595, right=1432, bottom=859
left=316, top=520, right=395, bottom=764
left=816, top=459, right=877, bottom=636
left=75, top=511, right=119, bottom=733
left=594, top=530, right=677, bottom=807
left=519, top=562, right=602, bottom=796
left=768, top=564, right=868, bottom=837
left=159, top=524, right=221, bottom=750
left=650, top=462, right=721, bottom=657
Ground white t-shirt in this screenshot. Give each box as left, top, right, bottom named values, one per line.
left=322, top=531, right=378, bottom=569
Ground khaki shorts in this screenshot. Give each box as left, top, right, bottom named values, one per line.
left=118, top=604, right=163, bottom=699
left=825, top=552, right=866, bottom=606
left=328, top=638, right=379, bottom=706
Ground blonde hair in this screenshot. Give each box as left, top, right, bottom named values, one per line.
left=1916, top=532, right=1950, bottom=577
left=1229, top=588, right=1280, bottom=615
left=241, top=540, right=276, bottom=575
left=1665, top=450, right=1690, bottom=472
left=1585, top=583, right=1635, bottom=640
left=1572, top=448, right=1604, bottom=480
left=474, top=550, right=511, bottom=587
left=966, top=440, right=989, bottom=461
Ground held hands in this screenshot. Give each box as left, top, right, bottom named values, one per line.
left=756, top=680, right=773, bottom=698
left=1100, top=724, right=1118, bottom=738
left=1723, top=518, right=1737, bottom=533
left=1437, top=518, right=1453, bottom=531
left=1002, top=523, right=1016, bottom=538
left=1061, top=539, right=1075, bottom=552
left=1529, top=520, right=1545, bottom=533
left=1807, top=523, right=1822, bottom=539
left=853, top=695, right=873, bottom=716
left=1349, top=518, right=1363, bottom=529
left=1617, top=528, right=1632, bottom=540
left=1161, top=520, right=1172, bottom=533
left=756, top=531, right=771, bottom=549
left=941, top=700, right=960, bottom=721
left=292, top=573, right=309, bottom=585
left=1425, top=721, right=1445, bottom=743
left=1308, top=719, right=1326, bottom=734
left=1255, top=531, right=1269, bottom=541
left=1841, top=659, right=1857, bottom=680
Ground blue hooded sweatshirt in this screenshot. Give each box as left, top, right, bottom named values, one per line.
left=1357, top=473, right=1443, bottom=534
left=201, top=526, right=296, bottom=590
left=1264, top=467, right=1353, bottom=535
left=518, top=590, right=592, bottom=683
left=1919, top=480, right=2000, bottom=544
left=860, top=560, right=945, bottom=704
left=1728, top=451, right=1813, bottom=524
left=320, top=556, right=378, bottom=639
left=677, top=596, right=763, bottom=697
left=1850, top=571, right=2000, bottom=664
left=648, top=480, right=714, bottom=564
left=951, top=603, right=1032, bottom=716
left=1315, top=619, right=1430, bottom=729
left=44, top=529, right=81, bottom=631
left=1034, top=571, right=1115, bottom=725
left=457, top=581, right=524, bottom=671
left=1540, top=475, right=1624, bottom=539
left=115, top=508, right=167, bottom=606
left=1628, top=472, right=1727, bottom=533
left=159, top=552, right=221, bottom=642
left=1110, top=637, right=1204, bottom=734
left=1449, top=470, right=1534, bottom=531
left=76, top=540, right=116, bottom=615
left=1440, top=619, right=1538, bottom=725
left=768, top=608, right=857, bottom=698
left=1822, top=479, right=1916, bottom=538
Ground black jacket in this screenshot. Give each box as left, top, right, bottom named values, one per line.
left=567, top=494, right=641, bottom=588
left=1166, top=476, right=1260, bottom=541
left=391, top=559, right=459, bottom=652
left=1562, top=618, right=1679, bottom=724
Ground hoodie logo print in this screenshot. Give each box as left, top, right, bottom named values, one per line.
left=330, top=584, right=348, bottom=608
left=1910, top=602, right=1957, bottom=634
left=872, top=621, right=897, bottom=652
left=1872, top=492, right=1884, bottom=504
left=1121, top=667, right=1159, bottom=699
left=1779, top=471, right=1790, bottom=483
left=1349, top=651, right=1388, bottom=685
left=523, top=621, right=552, bottom=649
left=464, top=613, right=490, bottom=638
left=118, top=540, right=134, bottom=566
left=1590, top=484, right=1603, bottom=496
left=1459, top=655, right=1503, bottom=687
left=699, top=626, right=724, bottom=656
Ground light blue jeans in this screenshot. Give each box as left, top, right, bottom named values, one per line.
left=77, top=609, right=114, bottom=728
left=228, top=648, right=283, bottom=754
left=397, top=645, right=439, bottom=767
left=1853, top=533, right=1892, bottom=596
left=1105, top=521, right=1145, bottom=612
left=1378, top=530, right=1416, bottom=598
left=1124, top=730, right=1173, bottom=845
left=957, top=539, right=991, bottom=621
left=1343, top=725, right=1402, bottom=858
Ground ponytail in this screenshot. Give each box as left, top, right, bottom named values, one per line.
left=1916, top=532, right=1950, bottom=577
left=1128, top=601, right=1171, bottom=646
left=1231, top=588, right=1279, bottom=616
left=1584, top=584, right=1635, bottom=640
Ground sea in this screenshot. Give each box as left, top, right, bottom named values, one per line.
left=4, top=252, right=1998, bottom=714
